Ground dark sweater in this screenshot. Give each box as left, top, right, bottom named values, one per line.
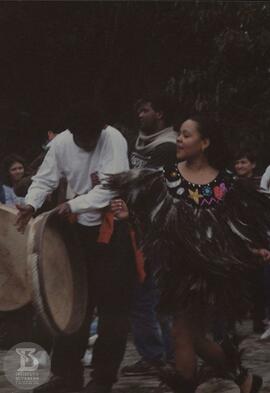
left=130, top=142, right=176, bottom=169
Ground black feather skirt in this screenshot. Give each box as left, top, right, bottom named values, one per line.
left=104, top=166, right=270, bottom=321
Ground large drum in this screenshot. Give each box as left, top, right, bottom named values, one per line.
left=0, top=205, right=87, bottom=336
left=0, top=205, right=31, bottom=310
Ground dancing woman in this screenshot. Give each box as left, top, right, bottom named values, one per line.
left=108, top=113, right=270, bottom=393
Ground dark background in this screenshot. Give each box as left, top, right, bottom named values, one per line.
left=0, top=1, right=269, bottom=169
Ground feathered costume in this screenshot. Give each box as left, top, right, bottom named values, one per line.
left=105, top=164, right=270, bottom=322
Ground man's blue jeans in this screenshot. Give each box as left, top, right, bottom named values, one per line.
left=130, top=273, right=174, bottom=362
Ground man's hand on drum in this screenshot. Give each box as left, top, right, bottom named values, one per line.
left=110, top=198, right=129, bottom=220
left=15, top=204, right=35, bottom=233
left=56, top=202, right=72, bottom=217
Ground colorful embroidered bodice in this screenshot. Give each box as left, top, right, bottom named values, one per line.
left=164, top=164, right=234, bottom=208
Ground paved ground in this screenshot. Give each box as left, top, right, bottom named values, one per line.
left=0, top=321, right=270, bottom=393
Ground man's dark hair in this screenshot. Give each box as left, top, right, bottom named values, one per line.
left=68, top=100, right=106, bottom=137
left=234, top=149, right=257, bottom=164
left=48, top=120, right=65, bottom=134
left=183, top=112, right=229, bottom=171
left=134, top=93, right=176, bottom=126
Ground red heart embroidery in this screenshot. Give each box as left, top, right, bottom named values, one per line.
left=213, top=183, right=226, bottom=200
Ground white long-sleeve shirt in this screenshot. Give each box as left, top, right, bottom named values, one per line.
left=260, top=165, right=270, bottom=191
left=25, top=126, right=129, bottom=226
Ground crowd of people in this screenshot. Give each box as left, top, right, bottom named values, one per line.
left=0, top=95, right=270, bottom=393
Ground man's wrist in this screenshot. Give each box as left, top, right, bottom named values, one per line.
left=26, top=204, right=35, bottom=213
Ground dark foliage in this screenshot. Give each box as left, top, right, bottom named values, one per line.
left=0, top=1, right=269, bottom=168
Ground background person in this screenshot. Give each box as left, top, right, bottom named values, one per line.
left=234, top=149, right=261, bottom=188
left=1, top=154, right=26, bottom=206
left=260, top=164, right=270, bottom=341
left=121, top=93, right=177, bottom=377
left=234, top=149, right=265, bottom=333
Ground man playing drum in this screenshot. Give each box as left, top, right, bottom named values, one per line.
left=16, top=101, right=135, bottom=393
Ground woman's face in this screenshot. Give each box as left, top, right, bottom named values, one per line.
left=9, top=161, right=24, bottom=183
left=176, top=119, right=209, bottom=161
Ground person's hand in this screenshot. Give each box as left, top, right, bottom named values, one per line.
left=55, top=202, right=72, bottom=217
left=110, top=198, right=129, bottom=220
left=256, top=248, right=270, bottom=262
left=15, top=204, right=35, bottom=233
left=251, top=248, right=270, bottom=263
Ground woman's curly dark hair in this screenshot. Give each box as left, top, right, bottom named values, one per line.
left=181, top=113, right=229, bottom=171
left=1, top=154, right=26, bottom=186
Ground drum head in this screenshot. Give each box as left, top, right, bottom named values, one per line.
left=29, top=210, right=87, bottom=335
left=0, top=205, right=31, bottom=311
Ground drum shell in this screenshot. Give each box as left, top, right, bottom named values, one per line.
left=0, top=204, right=31, bottom=311
left=28, top=210, right=88, bottom=336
